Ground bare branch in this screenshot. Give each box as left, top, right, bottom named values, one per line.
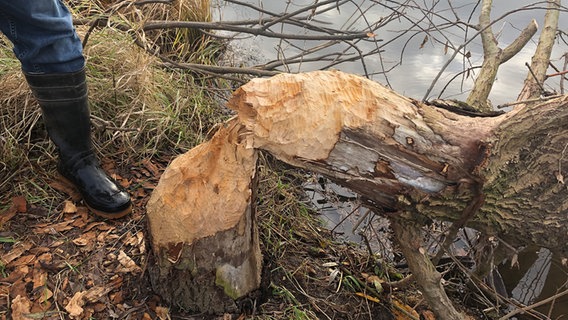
left=422, top=2, right=556, bottom=102
left=501, top=19, right=538, bottom=63
left=465, top=0, right=538, bottom=111
left=517, top=0, right=561, bottom=102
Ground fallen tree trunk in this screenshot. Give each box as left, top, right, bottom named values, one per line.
left=228, top=70, right=568, bottom=255
left=146, top=70, right=568, bottom=314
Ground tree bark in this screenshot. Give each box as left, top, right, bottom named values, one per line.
left=466, top=0, right=537, bottom=111
left=391, top=218, right=466, bottom=320
left=517, top=0, right=561, bottom=101
left=225, top=70, right=568, bottom=317
left=146, top=121, right=262, bottom=313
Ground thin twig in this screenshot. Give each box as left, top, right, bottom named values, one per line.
left=496, top=94, right=563, bottom=108
left=499, top=288, right=568, bottom=320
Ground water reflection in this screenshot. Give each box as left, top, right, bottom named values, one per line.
left=499, top=247, right=568, bottom=319
left=215, top=0, right=567, bottom=105
left=511, top=249, right=552, bottom=307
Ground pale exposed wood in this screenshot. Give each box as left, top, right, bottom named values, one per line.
left=146, top=121, right=261, bottom=313
left=229, top=70, right=500, bottom=206
left=226, top=70, right=567, bottom=319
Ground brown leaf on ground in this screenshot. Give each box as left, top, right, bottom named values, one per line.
left=0, top=205, right=17, bottom=227
left=33, top=219, right=75, bottom=234
left=32, top=257, right=49, bottom=290
left=392, top=299, right=420, bottom=319
left=11, top=295, right=32, bottom=320
left=110, top=289, right=124, bottom=304
left=62, top=200, right=77, bottom=214
left=123, top=231, right=146, bottom=254
left=72, top=231, right=97, bottom=248
left=155, top=306, right=170, bottom=320
left=142, top=158, right=161, bottom=177
left=50, top=179, right=82, bottom=202
left=7, top=254, right=36, bottom=268
left=0, top=196, right=26, bottom=226
left=12, top=196, right=27, bottom=212
left=1, top=241, right=33, bottom=265
left=65, top=291, right=87, bottom=318
left=30, top=287, right=53, bottom=313
left=116, top=250, right=142, bottom=274
left=83, top=286, right=113, bottom=303
left=10, top=279, right=28, bottom=302
left=2, top=265, right=29, bottom=284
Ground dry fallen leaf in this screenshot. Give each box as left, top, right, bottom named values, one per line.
left=137, top=231, right=146, bottom=254
left=84, top=286, right=112, bottom=303
left=72, top=231, right=97, bottom=248
left=1, top=241, right=33, bottom=265
left=12, top=196, right=27, bottom=212
left=32, top=262, right=48, bottom=290
left=11, top=295, right=32, bottom=320
left=142, top=158, right=161, bottom=177
left=63, top=200, right=77, bottom=214
left=31, top=287, right=53, bottom=313
left=65, top=291, right=87, bottom=318
left=156, top=306, right=171, bottom=320
left=3, top=265, right=29, bottom=284
left=7, top=254, right=35, bottom=268
left=0, top=196, right=27, bottom=226
left=50, top=179, right=82, bottom=201
left=392, top=299, right=420, bottom=320
left=117, top=250, right=142, bottom=273
left=123, top=232, right=139, bottom=247
left=33, top=220, right=75, bottom=234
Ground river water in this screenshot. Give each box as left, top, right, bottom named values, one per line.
left=213, top=0, right=567, bottom=318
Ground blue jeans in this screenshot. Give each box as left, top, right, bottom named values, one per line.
left=0, top=0, right=85, bottom=74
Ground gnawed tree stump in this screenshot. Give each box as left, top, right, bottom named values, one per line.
left=147, top=70, right=568, bottom=316
left=146, top=121, right=261, bottom=313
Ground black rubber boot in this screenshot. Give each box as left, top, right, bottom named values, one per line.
left=25, top=69, right=132, bottom=219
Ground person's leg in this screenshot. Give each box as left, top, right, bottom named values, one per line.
left=0, top=1, right=132, bottom=218
left=0, top=0, right=84, bottom=73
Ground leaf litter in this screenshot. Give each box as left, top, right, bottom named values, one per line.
left=0, top=157, right=165, bottom=320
